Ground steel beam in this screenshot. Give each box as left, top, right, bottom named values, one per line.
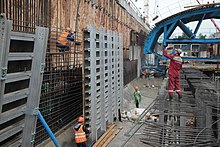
left=166, top=39, right=220, bottom=44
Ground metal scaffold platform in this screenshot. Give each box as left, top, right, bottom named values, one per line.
left=122, top=68, right=220, bottom=147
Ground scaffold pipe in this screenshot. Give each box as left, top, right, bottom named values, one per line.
left=38, top=111, right=60, bottom=147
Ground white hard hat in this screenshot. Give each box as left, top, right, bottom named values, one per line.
left=175, top=48, right=182, bottom=54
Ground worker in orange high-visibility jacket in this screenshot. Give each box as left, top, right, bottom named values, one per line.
left=74, top=117, right=90, bottom=147
left=164, top=46, right=183, bottom=101
left=56, top=27, right=74, bottom=52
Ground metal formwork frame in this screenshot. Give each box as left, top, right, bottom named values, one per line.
left=107, top=30, right=113, bottom=123
left=0, top=17, right=12, bottom=115
left=22, top=27, right=49, bottom=146
left=84, top=26, right=123, bottom=141
left=99, top=27, right=106, bottom=131
left=119, top=33, right=124, bottom=111
left=88, top=25, right=97, bottom=141
left=0, top=17, right=49, bottom=146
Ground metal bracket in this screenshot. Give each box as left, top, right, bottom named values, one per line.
left=23, top=107, right=39, bottom=116
left=30, top=132, right=36, bottom=144
left=40, top=63, right=45, bottom=74
left=1, top=67, right=7, bottom=80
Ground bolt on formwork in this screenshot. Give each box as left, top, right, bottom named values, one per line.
left=122, top=68, right=220, bottom=147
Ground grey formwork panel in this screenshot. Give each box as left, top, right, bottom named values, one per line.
left=88, top=26, right=98, bottom=141
left=84, top=26, right=123, bottom=141
left=99, top=27, right=106, bottom=131
left=0, top=18, right=49, bottom=146
left=22, top=27, right=49, bottom=146
left=0, top=18, right=12, bottom=116
left=113, top=31, right=118, bottom=118
left=119, top=33, right=123, bottom=111
left=107, top=30, right=113, bottom=123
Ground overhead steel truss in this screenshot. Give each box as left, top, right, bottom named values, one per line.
left=144, top=4, right=220, bottom=61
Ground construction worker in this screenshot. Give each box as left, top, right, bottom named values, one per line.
left=74, top=117, right=90, bottom=147
left=132, top=86, right=142, bottom=108
left=163, top=46, right=183, bottom=101
left=56, top=27, right=74, bottom=52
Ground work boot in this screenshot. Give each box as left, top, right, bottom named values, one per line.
left=178, top=95, right=182, bottom=102
left=167, top=95, right=173, bottom=101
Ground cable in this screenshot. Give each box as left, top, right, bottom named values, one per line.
left=193, top=118, right=220, bottom=144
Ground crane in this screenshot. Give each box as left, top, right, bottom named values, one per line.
left=196, top=0, right=220, bottom=32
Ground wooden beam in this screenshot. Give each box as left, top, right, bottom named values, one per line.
left=92, top=123, right=115, bottom=147
left=184, top=2, right=220, bottom=8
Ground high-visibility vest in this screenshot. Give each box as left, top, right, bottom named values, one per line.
left=57, top=32, right=69, bottom=46
left=74, top=125, right=87, bottom=143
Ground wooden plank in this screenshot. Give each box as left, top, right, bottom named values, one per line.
left=102, top=128, right=122, bottom=147
left=184, top=2, right=220, bottom=8
left=98, top=128, right=115, bottom=147
left=93, top=123, right=115, bottom=147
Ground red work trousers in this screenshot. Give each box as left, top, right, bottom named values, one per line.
left=168, top=74, right=182, bottom=97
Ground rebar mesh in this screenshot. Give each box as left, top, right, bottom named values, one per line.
left=0, top=0, right=49, bottom=32
left=34, top=28, right=83, bottom=145
left=123, top=68, right=220, bottom=147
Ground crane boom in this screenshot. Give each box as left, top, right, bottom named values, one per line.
left=210, top=19, right=220, bottom=32
left=195, top=0, right=220, bottom=32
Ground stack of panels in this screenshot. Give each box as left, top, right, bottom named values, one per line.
left=83, top=26, right=123, bottom=141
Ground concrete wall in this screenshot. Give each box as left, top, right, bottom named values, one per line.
left=50, top=0, right=150, bottom=49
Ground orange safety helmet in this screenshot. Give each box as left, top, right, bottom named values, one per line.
left=78, top=117, right=84, bottom=123
left=134, top=86, right=138, bottom=90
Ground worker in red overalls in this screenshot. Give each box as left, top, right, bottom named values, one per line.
left=163, top=46, right=183, bottom=101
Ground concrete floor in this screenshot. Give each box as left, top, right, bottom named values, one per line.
left=107, top=77, right=163, bottom=147
left=40, top=77, right=163, bottom=147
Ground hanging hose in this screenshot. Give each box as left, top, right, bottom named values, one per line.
left=38, top=111, right=60, bottom=147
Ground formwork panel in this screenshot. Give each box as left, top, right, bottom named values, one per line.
left=84, top=26, right=123, bottom=141
left=0, top=18, right=49, bottom=146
